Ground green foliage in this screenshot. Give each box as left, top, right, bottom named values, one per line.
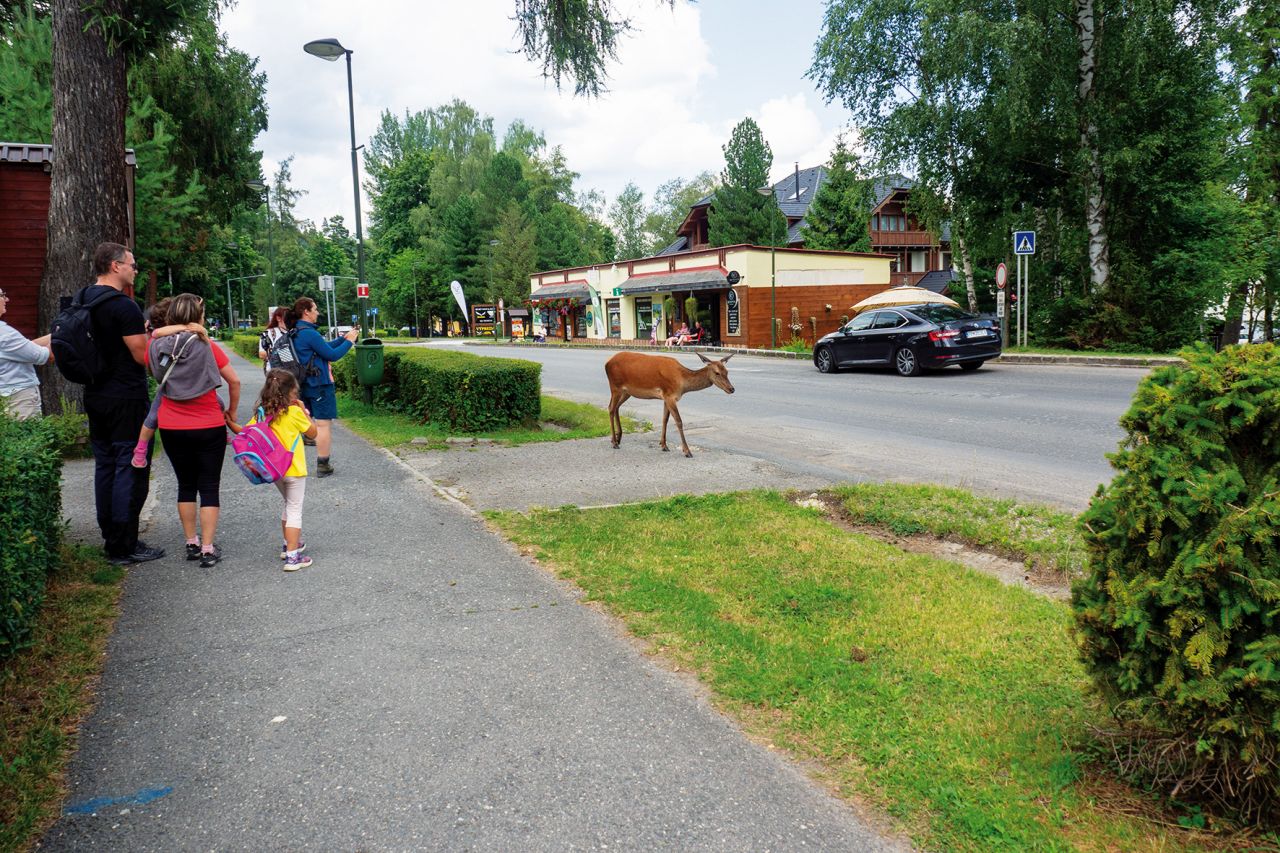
left=332, top=348, right=541, bottom=433
left=683, top=295, right=698, bottom=324
left=0, top=414, right=63, bottom=657
left=610, top=181, right=647, bottom=260
left=643, top=172, right=717, bottom=253
left=802, top=136, right=874, bottom=252
left=1073, top=343, right=1280, bottom=813
left=708, top=118, right=787, bottom=247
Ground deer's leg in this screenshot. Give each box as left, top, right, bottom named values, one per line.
left=667, top=396, right=691, bottom=457
left=608, top=390, right=628, bottom=448
left=659, top=404, right=670, bottom=452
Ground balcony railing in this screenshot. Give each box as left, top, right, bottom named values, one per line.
left=870, top=229, right=937, bottom=247
left=890, top=272, right=926, bottom=287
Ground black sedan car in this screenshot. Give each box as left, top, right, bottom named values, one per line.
left=813, top=303, right=1001, bottom=376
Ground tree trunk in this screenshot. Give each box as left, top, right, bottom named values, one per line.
left=954, top=224, right=979, bottom=313
left=38, top=0, right=130, bottom=414
left=1076, top=0, right=1110, bottom=293
left=1221, top=280, right=1250, bottom=349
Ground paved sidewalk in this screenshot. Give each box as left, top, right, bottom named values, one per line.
left=44, top=350, right=906, bottom=851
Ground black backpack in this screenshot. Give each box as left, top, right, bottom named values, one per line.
left=50, top=286, right=128, bottom=385
left=266, top=328, right=315, bottom=385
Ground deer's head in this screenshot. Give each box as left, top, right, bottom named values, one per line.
left=697, top=352, right=735, bottom=394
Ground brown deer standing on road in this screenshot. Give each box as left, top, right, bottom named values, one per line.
left=605, top=351, right=735, bottom=457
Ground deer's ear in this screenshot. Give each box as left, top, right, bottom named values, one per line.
left=697, top=352, right=712, bottom=364
left=720, top=353, right=734, bottom=363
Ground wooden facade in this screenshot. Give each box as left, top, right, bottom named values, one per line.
left=0, top=143, right=136, bottom=337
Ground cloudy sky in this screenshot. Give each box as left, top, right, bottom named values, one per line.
left=221, top=0, right=854, bottom=230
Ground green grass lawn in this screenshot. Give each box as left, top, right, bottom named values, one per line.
left=0, top=545, right=124, bottom=851
left=489, top=490, right=1231, bottom=852
left=336, top=393, right=646, bottom=449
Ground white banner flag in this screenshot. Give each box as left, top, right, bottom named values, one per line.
left=450, top=280, right=468, bottom=322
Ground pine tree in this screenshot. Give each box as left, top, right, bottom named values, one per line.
left=801, top=137, right=874, bottom=252
left=707, top=118, right=787, bottom=247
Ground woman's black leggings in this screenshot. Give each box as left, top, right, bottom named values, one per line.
left=160, top=426, right=226, bottom=506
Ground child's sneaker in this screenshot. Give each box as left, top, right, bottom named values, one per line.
left=185, top=542, right=202, bottom=561
left=130, top=443, right=149, bottom=468
left=283, top=552, right=312, bottom=572
left=280, top=541, right=307, bottom=560
left=199, top=544, right=222, bottom=568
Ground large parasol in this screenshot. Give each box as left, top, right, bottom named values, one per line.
left=851, top=286, right=960, bottom=314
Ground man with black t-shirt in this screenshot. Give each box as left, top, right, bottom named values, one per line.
left=81, top=243, right=164, bottom=565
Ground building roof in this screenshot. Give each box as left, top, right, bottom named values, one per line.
left=915, top=268, right=958, bottom=294
left=763, top=165, right=828, bottom=220
left=530, top=282, right=590, bottom=300
left=1, top=141, right=136, bottom=166
left=654, top=236, right=689, bottom=256
left=619, top=269, right=729, bottom=295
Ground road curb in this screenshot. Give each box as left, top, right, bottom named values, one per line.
left=455, top=340, right=1183, bottom=368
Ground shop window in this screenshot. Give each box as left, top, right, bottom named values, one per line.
left=635, top=297, right=653, bottom=341
left=607, top=299, right=621, bottom=338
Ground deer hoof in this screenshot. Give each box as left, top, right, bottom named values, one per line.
left=660, top=445, right=669, bottom=452
left=683, top=449, right=693, bottom=458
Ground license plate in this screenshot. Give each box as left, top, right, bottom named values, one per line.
left=965, top=329, right=992, bottom=339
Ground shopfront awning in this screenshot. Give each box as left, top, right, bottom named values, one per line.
left=618, top=269, right=729, bottom=295
left=529, top=282, right=590, bottom=301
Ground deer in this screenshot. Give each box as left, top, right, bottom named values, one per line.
left=605, top=351, right=735, bottom=458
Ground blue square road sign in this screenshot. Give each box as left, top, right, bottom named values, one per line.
left=1014, top=231, right=1036, bottom=255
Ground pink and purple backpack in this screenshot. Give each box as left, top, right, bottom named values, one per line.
left=231, top=407, right=300, bottom=485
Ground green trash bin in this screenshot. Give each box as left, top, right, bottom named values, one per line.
left=354, top=338, right=384, bottom=386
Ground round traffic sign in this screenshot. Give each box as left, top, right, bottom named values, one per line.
left=995, top=262, right=1008, bottom=289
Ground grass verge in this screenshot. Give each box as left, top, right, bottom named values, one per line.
left=489, top=490, right=1235, bottom=852
left=831, top=483, right=1086, bottom=578
left=336, top=394, right=646, bottom=449
left=0, top=544, right=124, bottom=851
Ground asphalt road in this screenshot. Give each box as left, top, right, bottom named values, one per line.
left=429, top=344, right=1146, bottom=512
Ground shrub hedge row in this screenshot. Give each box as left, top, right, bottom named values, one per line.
left=0, top=415, right=64, bottom=657
left=332, top=347, right=540, bottom=432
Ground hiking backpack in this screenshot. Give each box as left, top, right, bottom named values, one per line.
left=266, top=329, right=314, bottom=384
left=49, top=286, right=127, bottom=384
left=230, top=407, right=299, bottom=485
left=148, top=331, right=222, bottom=401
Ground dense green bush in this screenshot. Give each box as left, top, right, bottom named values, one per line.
left=333, top=348, right=540, bottom=432
left=227, top=333, right=261, bottom=362
left=381, top=328, right=399, bottom=338
left=0, top=415, right=64, bottom=657
left=1072, top=342, right=1280, bottom=819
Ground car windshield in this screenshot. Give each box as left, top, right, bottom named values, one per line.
left=911, top=304, right=975, bottom=323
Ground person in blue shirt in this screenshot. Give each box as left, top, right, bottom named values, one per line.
left=0, top=287, right=53, bottom=419
left=285, top=296, right=358, bottom=477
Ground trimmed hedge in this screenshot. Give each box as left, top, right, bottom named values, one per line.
left=332, top=347, right=540, bottom=432
left=0, top=415, right=64, bottom=657
left=228, top=333, right=261, bottom=361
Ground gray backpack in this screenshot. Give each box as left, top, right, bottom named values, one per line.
left=149, top=332, right=222, bottom=401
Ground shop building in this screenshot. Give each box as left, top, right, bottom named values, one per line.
left=528, top=244, right=893, bottom=349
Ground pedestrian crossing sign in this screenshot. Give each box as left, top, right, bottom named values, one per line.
left=1014, top=231, right=1036, bottom=255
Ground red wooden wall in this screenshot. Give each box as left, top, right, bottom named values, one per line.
left=0, top=163, right=49, bottom=337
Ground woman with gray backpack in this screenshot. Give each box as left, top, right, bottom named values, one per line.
left=146, top=293, right=241, bottom=567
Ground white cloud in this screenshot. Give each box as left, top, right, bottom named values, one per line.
left=222, top=0, right=851, bottom=232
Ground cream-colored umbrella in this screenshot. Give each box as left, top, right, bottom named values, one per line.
left=850, top=286, right=960, bottom=314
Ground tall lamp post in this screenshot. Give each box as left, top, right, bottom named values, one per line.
left=757, top=183, right=781, bottom=348
left=245, top=179, right=275, bottom=294
left=303, top=37, right=368, bottom=341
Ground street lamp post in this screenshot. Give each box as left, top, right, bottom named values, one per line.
left=225, top=274, right=265, bottom=329
left=304, top=37, right=368, bottom=342
left=245, top=179, right=275, bottom=293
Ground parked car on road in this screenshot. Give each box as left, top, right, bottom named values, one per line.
left=813, top=304, right=1002, bottom=376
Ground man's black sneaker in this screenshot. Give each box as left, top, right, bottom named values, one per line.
left=199, top=544, right=222, bottom=568
left=316, top=459, right=334, bottom=477
left=186, top=543, right=202, bottom=561
left=109, top=543, right=166, bottom=565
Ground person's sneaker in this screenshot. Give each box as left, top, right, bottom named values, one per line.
left=280, top=541, right=307, bottom=560
left=282, top=552, right=313, bottom=572
left=316, top=459, right=334, bottom=478
left=199, top=544, right=222, bottom=568
left=186, top=542, right=202, bottom=561
left=130, top=445, right=149, bottom=468
left=115, top=543, right=165, bottom=565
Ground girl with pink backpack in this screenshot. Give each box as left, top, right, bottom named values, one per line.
left=228, top=370, right=318, bottom=571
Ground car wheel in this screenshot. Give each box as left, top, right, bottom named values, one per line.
left=815, top=346, right=837, bottom=374
left=960, top=360, right=984, bottom=372
left=894, top=346, right=921, bottom=377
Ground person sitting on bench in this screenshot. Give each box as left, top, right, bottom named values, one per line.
left=665, top=322, right=690, bottom=347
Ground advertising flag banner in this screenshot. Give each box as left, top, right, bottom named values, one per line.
left=450, top=280, right=468, bottom=321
